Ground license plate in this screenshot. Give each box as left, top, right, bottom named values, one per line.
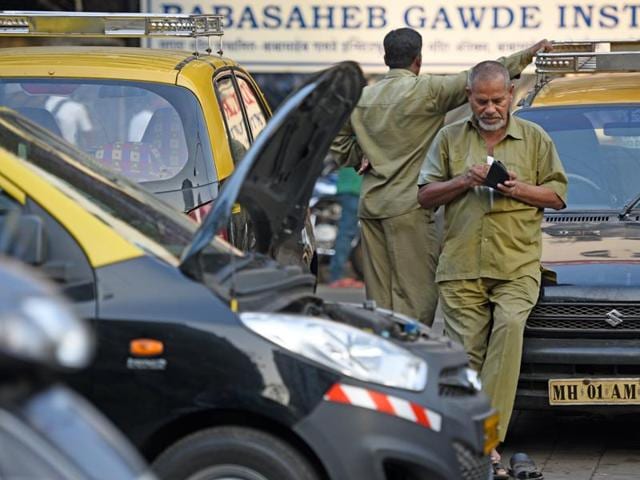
left=483, top=412, right=500, bottom=454
left=548, top=378, right=640, bottom=405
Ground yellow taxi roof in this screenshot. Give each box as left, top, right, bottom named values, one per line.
left=533, top=73, right=640, bottom=106
left=0, top=46, right=236, bottom=83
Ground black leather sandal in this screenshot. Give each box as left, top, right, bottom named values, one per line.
left=509, top=452, right=544, bottom=479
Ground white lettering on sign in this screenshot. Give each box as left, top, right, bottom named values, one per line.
left=144, top=1, right=640, bottom=73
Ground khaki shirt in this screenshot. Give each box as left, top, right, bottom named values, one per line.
left=418, top=115, right=567, bottom=282
left=331, top=48, right=535, bottom=219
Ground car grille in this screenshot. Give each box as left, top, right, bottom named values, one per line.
left=527, top=303, right=640, bottom=335
left=517, top=363, right=640, bottom=404
left=544, top=213, right=618, bottom=223
left=520, top=303, right=640, bottom=404
left=453, top=442, right=491, bottom=480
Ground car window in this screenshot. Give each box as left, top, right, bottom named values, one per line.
left=0, top=189, right=17, bottom=212
left=236, top=76, right=268, bottom=140
left=215, top=75, right=251, bottom=163
left=516, top=105, right=640, bottom=210
left=0, top=79, right=215, bottom=188
left=0, top=186, right=97, bottom=313
left=0, top=112, right=235, bottom=260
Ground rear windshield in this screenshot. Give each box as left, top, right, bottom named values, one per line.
left=516, top=105, right=640, bottom=210
left=0, top=79, right=216, bottom=187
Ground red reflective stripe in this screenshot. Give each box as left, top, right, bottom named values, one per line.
left=368, top=390, right=395, bottom=415
left=187, top=209, right=201, bottom=224
left=325, top=384, right=350, bottom=404
left=186, top=202, right=213, bottom=225
left=410, top=403, right=430, bottom=428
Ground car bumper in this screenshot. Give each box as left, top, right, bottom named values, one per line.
left=294, top=390, right=492, bottom=480
left=516, top=337, right=640, bottom=410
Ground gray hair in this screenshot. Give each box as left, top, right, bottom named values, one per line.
left=467, top=61, right=511, bottom=90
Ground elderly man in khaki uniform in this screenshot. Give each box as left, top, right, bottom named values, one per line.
left=417, top=61, right=567, bottom=476
left=331, top=28, right=550, bottom=326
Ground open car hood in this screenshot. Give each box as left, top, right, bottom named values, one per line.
left=180, top=61, right=364, bottom=275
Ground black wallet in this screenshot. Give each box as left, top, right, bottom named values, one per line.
left=483, top=160, right=509, bottom=189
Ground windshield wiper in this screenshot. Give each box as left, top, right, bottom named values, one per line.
left=619, top=192, right=640, bottom=219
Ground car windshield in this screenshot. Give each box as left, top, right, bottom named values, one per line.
left=516, top=105, right=640, bottom=211
left=0, top=109, right=234, bottom=260
left=0, top=79, right=216, bottom=186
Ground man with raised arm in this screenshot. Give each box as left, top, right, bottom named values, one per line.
left=331, top=28, right=551, bottom=328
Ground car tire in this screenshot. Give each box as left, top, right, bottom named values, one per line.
left=152, top=426, right=320, bottom=480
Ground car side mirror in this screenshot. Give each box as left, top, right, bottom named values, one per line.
left=0, top=212, right=47, bottom=265
left=0, top=259, right=93, bottom=372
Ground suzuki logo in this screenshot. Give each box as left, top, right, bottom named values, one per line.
left=605, top=309, right=624, bottom=327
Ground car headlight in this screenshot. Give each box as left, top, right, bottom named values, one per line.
left=239, top=312, right=427, bottom=391
left=0, top=296, right=93, bottom=369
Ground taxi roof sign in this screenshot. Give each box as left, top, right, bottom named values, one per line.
left=0, top=11, right=223, bottom=38
left=536, top=40, right=640, bottom=74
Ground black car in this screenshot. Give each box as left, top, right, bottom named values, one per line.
left=513, top=41, right=640, bottom=411
left=0, top=258, right=154, bottom=480
left=0, top=62, right=496, bottom=480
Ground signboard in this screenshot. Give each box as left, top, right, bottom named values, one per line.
left=143, top=1, right=640, bottom=73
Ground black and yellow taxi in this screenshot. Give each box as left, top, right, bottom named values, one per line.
left=0, top=11, right=313, bottom=268
left=513, top=41, right=640, bottom=411
left=0, top=62, right=498, bottom=480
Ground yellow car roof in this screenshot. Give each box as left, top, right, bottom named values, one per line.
left=0, top=46, right=237, bottom=83
left=532, top=73, right=640, bottom=106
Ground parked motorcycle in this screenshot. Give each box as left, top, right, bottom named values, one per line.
left=310, top=171, right=364, bottom=280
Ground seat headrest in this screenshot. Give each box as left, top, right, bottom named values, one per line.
left=141, top=107, right=188, bottom=169
left=14, top=107, right=63, bottom=138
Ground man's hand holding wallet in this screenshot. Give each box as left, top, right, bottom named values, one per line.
left=481, top=157, right=523, bottom=200
left=483, top=159, right=510, bottom=189
left=462, top=160, right=516, bottom=193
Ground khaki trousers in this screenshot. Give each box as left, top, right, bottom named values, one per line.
left=439, top=276, right=539, bottom=442
left=360, top=208, right=440, bottom=326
